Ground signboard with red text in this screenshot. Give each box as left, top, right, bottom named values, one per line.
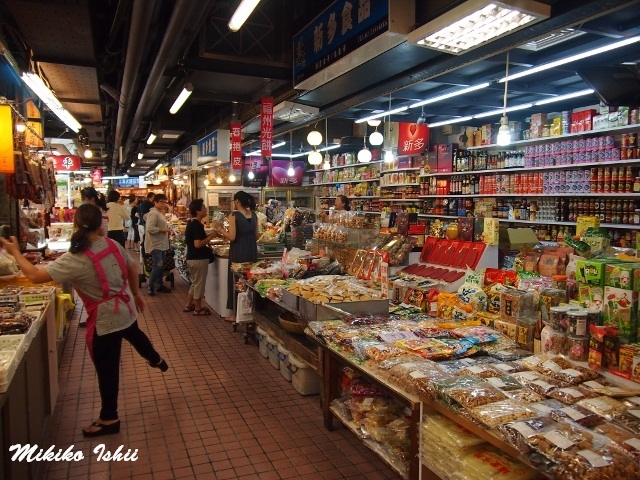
left=230, top=122, right=242, bottom=169
left=397, top=122, right=429, bottom=156
left=49, top=154, right=82, bottom=171
left=260, top=98, right=274, bottom=157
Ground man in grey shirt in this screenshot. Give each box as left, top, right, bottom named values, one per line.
left=143, top=193, right=171, bottom=295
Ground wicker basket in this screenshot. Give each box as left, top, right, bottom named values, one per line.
left=278, top=311, right=307, bottom=335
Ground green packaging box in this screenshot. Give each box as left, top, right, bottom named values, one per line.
left=578, top=283, right=604, bottom=311
left=603, top=286, right=638, bottom=342
left=605, top=263, right=640, bottom=291
left=576, top=259, right=613, bottom=286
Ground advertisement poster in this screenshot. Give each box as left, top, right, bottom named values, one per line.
left=268, top=159, right=304, bottom=187
left=244, top=156, right=268, bottom=187
left=397, top=122, right=429, bottom=156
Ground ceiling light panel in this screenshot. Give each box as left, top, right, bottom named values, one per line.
left=407, top=0, right=550, bottom=55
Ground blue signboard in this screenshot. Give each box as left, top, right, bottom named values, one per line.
left=172, top=146, right=192, bottom=173
left=197, top=131, right=218, bottom=158
left=293, top=0, right=389, bottom=85
left=112, top=177, right=141, bottom=187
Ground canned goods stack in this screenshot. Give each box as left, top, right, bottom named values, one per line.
left=541, top=306, right=592, bottom=361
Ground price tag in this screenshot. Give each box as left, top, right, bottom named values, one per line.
left=532, top=404, right=554, bottom=414
left=588, top=398, right=613, bottom=411
left=560, top=407, right=586, bottom=421
left=559, top=368, right=582, bottom=379
left=487, top=377, right=506, bottom=388
left=608, top=387, right=625, bottom=395
left=578, top=450, right=610, bottom=468
left=362, top=397, right=374, bottom=406
left=542, top=360, right=561, bottom=372
left=626, top=396, right=640, bottom=406
left=558, top=388, right=584, bottom=399
left=624, top=438, right=640, bottom=450
left=519, top=371, right=539, bottom=381
left=544, top=430, right=575, bottom=450
left=468, top=366, right=486, bottom=374
left=410, top=371, right=427, bottom=379
left=511, top=422, right=535, bottom=438
left=532, top=380, right=554, bottom=392
left=585, top=381, right=606, bottom=389
left=494, top=363, right=514, bottom=372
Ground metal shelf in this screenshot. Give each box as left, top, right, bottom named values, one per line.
left=308, top=160, right=383, bottom=173
left=417, top=193, right=640, bottom=198
left=416, top=215, right=640, bottom=229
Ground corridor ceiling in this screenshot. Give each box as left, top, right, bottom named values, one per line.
left=1, top=0, right=640, bottom=176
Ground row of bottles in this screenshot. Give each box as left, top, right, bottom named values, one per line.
left=452, top=149, right=525, bottom=172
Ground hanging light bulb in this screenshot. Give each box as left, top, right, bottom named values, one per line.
left=308, top=149, right=322, bottom=166
left=323, top=159, right=331, bottom=169
left=216, top=176, right=223, bottom=184
left=287, top=161, right=295, bottom=176
left=307, top=126, right=322, bottom=146
left=84, top=148, right=93, bottom=158
left=228, top=173, right=237, bottom=182
left=384, top=150, right=394, bottom=163
left=369, top=129, right=383, bottom=146
left=247, top=170, right=255, bottom=180
left=357, top=136, right=371, bottom=163
left=203, top=177, right=210, bottom=186
left=496, top=51, right=512, bottom=147
left=15, top=121, right=26, bottom=133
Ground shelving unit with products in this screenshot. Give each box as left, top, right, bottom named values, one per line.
left=418, top=122, right=640, bottom=244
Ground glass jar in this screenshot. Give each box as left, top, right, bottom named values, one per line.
left=566, top=310, right=588, bottom=336
left=567, top=335, right=589, bottom=361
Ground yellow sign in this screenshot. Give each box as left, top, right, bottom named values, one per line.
left=0, top=105, right=15, bottom=173
left=24, top=121, right=44, bottom=148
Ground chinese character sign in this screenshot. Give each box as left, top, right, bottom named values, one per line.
left=48, top=155, right=82, bottom=171
left=268, top=159, right=304, bottom=187
left=260, top=98, right=274, bottom=157
left=397, top=122, right=429, bottom=156
left=230, top=122, right=243, bottom=169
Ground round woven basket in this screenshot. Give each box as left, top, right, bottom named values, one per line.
left=278, top=311, right=307, bottom=335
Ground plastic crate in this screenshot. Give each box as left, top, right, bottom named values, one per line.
left=19, top=286, right=54, bottom=305
left=0, top=334, right=27, bottom=356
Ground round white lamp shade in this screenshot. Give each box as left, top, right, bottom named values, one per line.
left=496, top=124, right=511, bottom=146
left=307, top=130, right=323, bottom=146
left=357, top=148, right=372, bottom=163
left=369, top=131, right=384, bottom=146
left=308, top=150, right=323, bottom=165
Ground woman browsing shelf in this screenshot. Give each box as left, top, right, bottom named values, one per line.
left=320, top=194, right=351, bottom=222
left=212, top=191, right=259, bottom=321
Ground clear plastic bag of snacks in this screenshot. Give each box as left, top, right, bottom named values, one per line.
left=421, top=413, right=486, bottom=449
left=470, top=399, right=538, bottom=428
left=548, top=404, right=606, bottom=428
left=546, top=386, right=601, bottom=405
left=525, top=422, right=640, bottom=480
left=512, top=371, right=571, bottom=396
left=485, top=374, right=523, bottom=392
left=496, top=415, right=558, bottom=453
left=431, top=376, right=480, bottom=406
left=529, top=399, right=566, bottom=415
left=612, top=409, right=640, bottom=435
left=491, top=360, right=528, bottom=374
left=575, top=396, right=627, bottom=419
left=446, top=382, right=509, bottom=410
left=581, top=380, right=640, bottom=398
left=506, top=389, right=546, bottom=404
left=452, top=445, right=539, bottom=480
left=457, top=364, right=504, bottom=379
left=437, top=356, right=497, bottom=374
left=594, top=422, right=640, bottom=462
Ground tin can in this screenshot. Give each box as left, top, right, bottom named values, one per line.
left=567, top=335, right=589, bottom=361
left=622, top=133, right=630, bottom=147
left=566, top=310, right=588, bottom=336
left=549, top=305, right=570, bottom=331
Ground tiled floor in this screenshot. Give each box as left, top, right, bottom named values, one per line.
left=43, top=271, right=401, bottom=479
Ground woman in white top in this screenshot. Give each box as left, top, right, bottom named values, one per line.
left=106, top=190, right=130, bottom=248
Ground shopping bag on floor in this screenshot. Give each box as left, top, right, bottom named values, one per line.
left=236, top=291, right=253, bottom=323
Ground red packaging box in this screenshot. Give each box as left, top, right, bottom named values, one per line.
left=436, top=144, right=457, bottom=173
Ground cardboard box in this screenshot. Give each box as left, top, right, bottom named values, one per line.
left=578, top=283, right=604, bottom=311
left=605, top=263, right=640, bottom=291
left=530, top=112, right=548, bottom=126
left=576, top=258, right=611, bottom=286
left=576, top=216, right=601, bottom=237
left=436, top=144, right=456, bottom=173
left=603, top=286, right=638, bottom=341
left=498, top=227, right=538, bottom=250
left=425, top=147, right=438, bottom=173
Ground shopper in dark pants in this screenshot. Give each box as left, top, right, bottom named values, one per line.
left=0, top=203, right=169, bottom=437
left=106, top=190, right=129, bottom=248
left=213, top=191, right=258, bottom=321
left=144, top=193, right=172, bottom=295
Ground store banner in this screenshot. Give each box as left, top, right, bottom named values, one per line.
left=49, top=154, right=82, bottom=171
left=230, top=122, right=242, bottom=170
left=268, top=159, right=304, bottom=187
left=0, top=105, right=14, bottom=173
left=91, top=167, right=103, bottom=184
left=260, top=97, right=274, bottom=157
left=244, top=157, right=268, bottom=187
left=397, top=122, right=429, bottom=156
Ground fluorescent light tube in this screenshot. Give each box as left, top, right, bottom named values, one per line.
left=169, top=83, right=193, bottom=114
left=356, top=106, right=408, bottom=124
left=473, top=103, right=533, bottom=118
left=228, top=0, right=261, bottom=32
left=500, top=36, right=640, bottom=83
left=428, top=116, right=474, bottom=128
left=410, top=82, right=491, bottom=108
left=534, top=89, right=594, bottom=105
left=146, top=133, right=157, bottom=145
left=21, top=72, right=82, bottom=132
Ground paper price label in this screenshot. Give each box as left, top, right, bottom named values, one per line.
left=409, top=371, right=428, bottom=379
left=519, top=371, right=539, bottom=380
left=559, top=368, right=582, bottom=379
left=578, top=449, right=610, bottom=468
left=487, top=377, right=506, bottom=388
left=629, top=409, right=640, bottom=419
left=379, top=331, right=418, bottom=342
left=532, top=380, right=554, bottom=392
left=624, top=438, right=640, bottom=450
left=585, top=381, right=605, bottom=389
left=532, top=404, right=554, bottom=414
left=588, top=398, right=613, bottom=411
left=608, top=387, right=625, bottom=395
left=542, top=360, right=561, bottom=372
left=494, top=363, right=514, bottom=372
left=558, top=388, right=584, bottom=399
left=560, top=407, right=586, bottom=421
left=511, top=422, right=535, bottom=438
left=544, top=430, right=575, bottom=450
left=468, top=366, right=486, bottom=374
left=626, top=396, right=640, bottom=406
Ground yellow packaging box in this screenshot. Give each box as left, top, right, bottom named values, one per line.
left=576, top=215, right=601, bottom=238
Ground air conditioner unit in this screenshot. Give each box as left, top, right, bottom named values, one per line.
left=273, top=101, right=319, bottom=122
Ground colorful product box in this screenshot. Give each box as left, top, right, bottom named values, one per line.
left=603, top=286, right=638, bottom=342
left=605, top=263, right=640, bottom=291
left=578, top=283, right=604, bottom=311
left=576, top=259, right=611, bottom=286
left=576, top=216, right=600, bottom=237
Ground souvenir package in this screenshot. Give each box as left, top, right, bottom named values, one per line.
left=545, top=386, right=600, bottom=405
left=548, top=404, right=605, bottom=428
left=470, top=399, right=538, bottom=428
left=446, top=382, right=509, bottom=409
left=612, top=409, right=640, bottom=435
left=499, top=288, right=536, bottom=324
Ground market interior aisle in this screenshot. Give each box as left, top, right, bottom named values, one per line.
left=43, top=273, right=401, bottom=480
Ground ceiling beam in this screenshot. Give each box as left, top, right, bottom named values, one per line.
left=180, top=57, right=291, bottom=81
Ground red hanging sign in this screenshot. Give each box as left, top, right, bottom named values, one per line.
left=397, top=122, right=429, bottom=156
left=260, top=97, right=274, bottom=157
left=49, top=154, right=82, bottom=171
left=230, top=122, right=243, bottom=169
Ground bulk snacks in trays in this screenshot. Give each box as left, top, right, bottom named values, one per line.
left=470, top=399, right=538, bottom=428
